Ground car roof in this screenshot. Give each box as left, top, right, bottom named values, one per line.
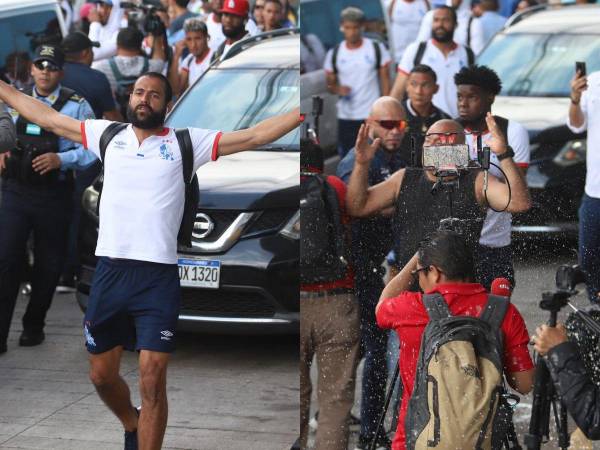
left=216, top=31, right=300, bottom=70
left=506, top=5, right=600, bottom=34
left=0, top=0, right=59, bottom=12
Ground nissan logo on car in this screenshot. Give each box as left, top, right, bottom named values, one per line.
left=193, top=213, right=215, bottom=239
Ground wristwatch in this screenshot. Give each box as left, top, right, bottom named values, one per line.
left=497, top=146, right=515, bottom=162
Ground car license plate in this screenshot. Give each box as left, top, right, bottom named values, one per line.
left=178, top=258, right=220, bottom=288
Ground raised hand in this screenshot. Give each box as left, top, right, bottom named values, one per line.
left=354, top=123, right=380, bottom=165
left=570, top=70, right=588, bottom=104
left=484, top=112, right=508, bottom=157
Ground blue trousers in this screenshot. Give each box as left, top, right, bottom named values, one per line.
left=355, top=263, right=388, bottom=440
left=0, top=182, right=72, bottom=345
left=579, top=194, right=600, bottom=302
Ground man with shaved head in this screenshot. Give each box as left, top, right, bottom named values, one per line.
left=337, top=96, right=408, bottom=450
left=347, top=114, right=531, bottom=285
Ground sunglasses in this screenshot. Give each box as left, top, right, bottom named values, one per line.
left=411, top=266, right=430, bottom=281
left=34, top=60, right=60, bottom=72
left=375, top=120, right=408, bottom=131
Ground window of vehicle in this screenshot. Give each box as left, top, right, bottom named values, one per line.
left=167, top=68, right=300, bottom=151
left=0, top=8, right=62, bottom=72
left=478, top=33, right=600, bottom=97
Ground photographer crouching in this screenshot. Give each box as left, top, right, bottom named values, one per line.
left=533, top=320, right=600, bottom=439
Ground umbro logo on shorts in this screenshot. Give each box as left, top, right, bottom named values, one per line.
left=160, top=330, right=174, bottom=341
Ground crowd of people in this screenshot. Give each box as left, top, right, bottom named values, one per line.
left=300, top=4, right=600, bottom=450
left=0, top=1, right=301, bottom=449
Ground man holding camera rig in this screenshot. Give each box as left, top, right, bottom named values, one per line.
left=0, top=45, right=96, bottom=354
left=346, top=115, right=531, bottom=280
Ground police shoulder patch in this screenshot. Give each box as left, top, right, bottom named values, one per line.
left=69, top=93, right=84, bottom=103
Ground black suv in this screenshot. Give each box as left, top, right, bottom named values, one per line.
left=76, top=30, right=300, bottom=333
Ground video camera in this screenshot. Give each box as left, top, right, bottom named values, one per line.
left=121, top=0, right=167, bottom=36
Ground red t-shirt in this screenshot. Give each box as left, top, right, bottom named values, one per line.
left=300, top=175, right=354, bottom=291
left=376, top=283, right=534, bottom=450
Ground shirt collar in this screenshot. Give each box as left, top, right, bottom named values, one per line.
left=425, top=282, right=486, bottom=296
left=33, top=84, right=62, bottom=106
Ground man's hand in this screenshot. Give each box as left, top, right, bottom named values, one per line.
left=32, top=153, right=61, bottom=175
left=533, top=323, right=568, bottom=356
left=0, top=151, right=9, bottom=171
left=570, top=71, right=588, bottom=104
left=484, top=112, right=508, bottom=157
left=354, top=123, right=380, bottom=166
left=174, top=39, right=187, bottom=57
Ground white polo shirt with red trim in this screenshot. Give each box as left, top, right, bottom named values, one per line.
left=398, top=39, right=471, bottom=117
left=324, top=37, right=391, bottom=120
left=465, top=119, right=530, bottom=247
left=81, top=120, right=222, bottom=264
left=180, top=48, right=214, bottom=87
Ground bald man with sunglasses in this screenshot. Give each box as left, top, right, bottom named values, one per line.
left=336, top=96, right=409, bottom=448
left=347, top=116, right=531, bottom=286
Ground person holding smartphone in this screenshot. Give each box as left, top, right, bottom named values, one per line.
left=567, top=61, right=600, bottom=303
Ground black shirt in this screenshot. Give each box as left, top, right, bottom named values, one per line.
left=62, top=62, right=116, bottom=119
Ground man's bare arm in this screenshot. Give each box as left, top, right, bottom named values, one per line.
left=507, top=369, right=534, bottom=395
left=569, top=71, right=587, bottom=129
left=376, top=253, right=418, bottom=315
left=346, top=123, right=403, bottom=217
left=390, top=71, right=408, bottom=100
left=379, top=65, right=391, bottom=96
left=0, top=81, right=82, bottom=143
left=217, top=108, right=301, bottom=157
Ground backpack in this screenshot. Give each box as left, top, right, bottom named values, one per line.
left=96, top=122, right=199, bottom=248
left=405, top=293, right=513, bottom=450
left=413, top=40, right=475, bottom=67
left=108, top=57, right=150, bottom=116
left=300, top=174, right=349, bottom=284
left=331, top=39, right=382, bottom=75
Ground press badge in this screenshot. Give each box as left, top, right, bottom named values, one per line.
left=26, top=124, right=42, bottom=135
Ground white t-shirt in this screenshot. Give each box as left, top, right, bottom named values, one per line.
left=180, top=49, right=214, bottom=87
left=399, top=39, right=471, bottom=118
left=567, top=71, right=600, bottom=199
left=389, top=0, right=429, bottom=63
left=415, top=9, right=486, bottom=55
left=323, top=37, right=391, bottom=120
left=464, top=119, right=530, bottom=247
left=81, top=120, right=222, bottom=264
left=206, top=13, right=259, bottom=52
left=92, top=56, right=167, bottom=97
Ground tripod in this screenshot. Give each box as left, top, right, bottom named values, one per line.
left=524, top=291, right=571, bottom=450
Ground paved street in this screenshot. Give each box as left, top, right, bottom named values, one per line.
left=0, top=292, right=298, bottom=450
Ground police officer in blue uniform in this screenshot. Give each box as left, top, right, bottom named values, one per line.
left=0, top=45, right=96, bottom=353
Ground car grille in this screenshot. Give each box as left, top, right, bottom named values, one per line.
left=245, top=208, right=295, bottom=235
left=191, top=208, right=294, bottom=245
left=180, top=289, right=276, bottom=318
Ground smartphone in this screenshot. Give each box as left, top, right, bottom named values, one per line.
left=576, top=61, right=586, bottom=77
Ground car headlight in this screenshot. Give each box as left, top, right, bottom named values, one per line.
left=279, top=209, right=300, bottom=240
left=553, top=139, right=586, bottom=167
left=82, top=187, right=99, bottom=220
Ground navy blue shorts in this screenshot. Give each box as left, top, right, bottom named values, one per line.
left=83, top=257, right=181, bottom=354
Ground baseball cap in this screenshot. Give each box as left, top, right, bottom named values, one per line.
left=33, top=45, right=65, bottom=69
left=90, top=0, right=114, bottom=5
left=62, top=32, right=100, bottom=53
left=219, top=0, right=249, bottom=17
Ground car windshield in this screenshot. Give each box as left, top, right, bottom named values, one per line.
left=167, top=68, right=300, bottom=151
left=478, top=33, right=600, bottom=97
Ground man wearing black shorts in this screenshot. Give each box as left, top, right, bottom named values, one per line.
left=0, top=72, right=300, bottom=450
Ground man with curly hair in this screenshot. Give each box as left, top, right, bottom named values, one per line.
left=454, top=64, right=530, bottom=289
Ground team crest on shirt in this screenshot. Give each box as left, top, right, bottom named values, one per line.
left=159, top=143, right=174, bottom=161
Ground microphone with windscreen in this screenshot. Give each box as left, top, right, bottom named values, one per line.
left=491, top=277, right=512, bottom=298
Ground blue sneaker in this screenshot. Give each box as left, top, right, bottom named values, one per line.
left=124, top=406, right=140, bottom=450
